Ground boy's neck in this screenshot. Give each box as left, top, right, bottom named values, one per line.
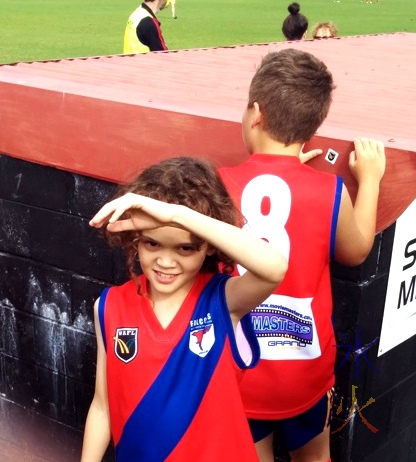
left=251, top=138, right=303, bottom=157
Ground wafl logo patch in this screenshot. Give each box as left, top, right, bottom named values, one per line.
left=113, top=328, right=138, bottom=363
left=189, top=314, right=215, bottom=358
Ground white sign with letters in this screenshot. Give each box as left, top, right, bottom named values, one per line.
left=378, top=198, right=416, bottom=356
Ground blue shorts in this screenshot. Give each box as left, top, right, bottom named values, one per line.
left=248, top=389, right=333, bottom=452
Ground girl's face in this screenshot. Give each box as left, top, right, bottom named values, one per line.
left=138, top=226, right=210, bottom=303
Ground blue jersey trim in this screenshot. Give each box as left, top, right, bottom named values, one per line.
left=116, top=274, right=228, bottom=462
left=330, top=177, right=343, bottom=260
left=238, top=313, right=261, bottom=368
left=98, top=287, right=110, bottom=352
left=209, top=275, right=259, bottom=369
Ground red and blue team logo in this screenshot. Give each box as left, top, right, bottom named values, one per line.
left=113, top=327, right=138, bottom=363
left=189, top=313, right=215, bottom=358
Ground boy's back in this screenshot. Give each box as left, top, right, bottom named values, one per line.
left=220, top=153, right=341, bottom=418
left=219, top=48, right=385, bottom=461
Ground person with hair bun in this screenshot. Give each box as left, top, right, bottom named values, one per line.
left=282, top=2, right=308, bottom=40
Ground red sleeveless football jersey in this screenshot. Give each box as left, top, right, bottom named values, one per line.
left=99, top=272, right=260, bottom=461
left=219, top=154, right=342, bottom=419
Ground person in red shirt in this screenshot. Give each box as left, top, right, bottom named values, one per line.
left=81, top=156, right=287, bottom=462
left=219, top=49, right=386, bottom=462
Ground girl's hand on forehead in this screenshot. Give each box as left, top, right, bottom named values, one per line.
left=89, top=193, right=178, bottom=232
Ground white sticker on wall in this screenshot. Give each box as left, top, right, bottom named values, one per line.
left=325, top=148, right=339, bottom=164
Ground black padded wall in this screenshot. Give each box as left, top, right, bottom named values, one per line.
left=0, top=153, right=125, bottom=437
left=1, top=153, right=415, bottom=462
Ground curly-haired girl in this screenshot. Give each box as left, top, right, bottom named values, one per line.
left=81, top=156, right=287, bottom=462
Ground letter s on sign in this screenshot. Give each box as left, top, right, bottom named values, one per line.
left=403, top=238, right=416, bottom=271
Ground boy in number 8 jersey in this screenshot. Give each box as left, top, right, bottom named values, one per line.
left=219, top=49, right=386, bottom=462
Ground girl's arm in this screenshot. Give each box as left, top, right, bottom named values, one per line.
left=90, top=195, right=287, bottom=321
left=174, top=203, right=288, bottom=321
left=81, top=299, right=111, bottom=462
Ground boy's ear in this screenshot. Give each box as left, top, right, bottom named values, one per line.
left=251, top=102, right=263, bottom=128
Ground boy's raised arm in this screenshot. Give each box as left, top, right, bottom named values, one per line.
left=335, top=138, right=386, bottom=266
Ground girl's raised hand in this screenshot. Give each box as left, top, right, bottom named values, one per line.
left=89, top=193, right=178, bottom=232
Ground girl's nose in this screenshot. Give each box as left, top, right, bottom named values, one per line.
left=156, top=251, right=175, bottom=268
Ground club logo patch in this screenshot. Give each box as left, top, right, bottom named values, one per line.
left=189, top=314, right=215, bottom=358
left=113, top=328, right=138, bottom=363
left=325, top=148, right=339, bottom=165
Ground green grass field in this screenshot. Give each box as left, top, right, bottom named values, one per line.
left=0, top=0, right=415, bottom=64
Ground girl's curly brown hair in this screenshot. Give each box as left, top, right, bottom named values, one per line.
left=103, top=156, right=242, bottom=279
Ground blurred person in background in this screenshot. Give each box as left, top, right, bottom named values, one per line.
left=311, top=21, right=338, bottom=39
left=170, top=0, right=177, bottom=19
left=124, top=0, right=169, bottom=54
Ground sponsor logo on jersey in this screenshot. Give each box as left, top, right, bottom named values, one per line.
left=251, top=306, right=313, bottom=344
left=113, top=327, right=138, bottom=363
left=252, top=295, right=321, bottom=360
left=189, top=313, right=215, bottom=357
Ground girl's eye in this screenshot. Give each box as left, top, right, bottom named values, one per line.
left=143, top=240, right=159, bottom=249
left=178, top=245, right=197, bottom=255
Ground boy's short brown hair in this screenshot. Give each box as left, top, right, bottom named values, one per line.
left=248, top=48, right=335, bottom=145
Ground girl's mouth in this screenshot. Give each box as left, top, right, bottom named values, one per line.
left=154, top=271, right=177, bottom=283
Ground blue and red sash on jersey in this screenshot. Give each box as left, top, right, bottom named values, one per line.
left=101, top=274, right=240, bottom=461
